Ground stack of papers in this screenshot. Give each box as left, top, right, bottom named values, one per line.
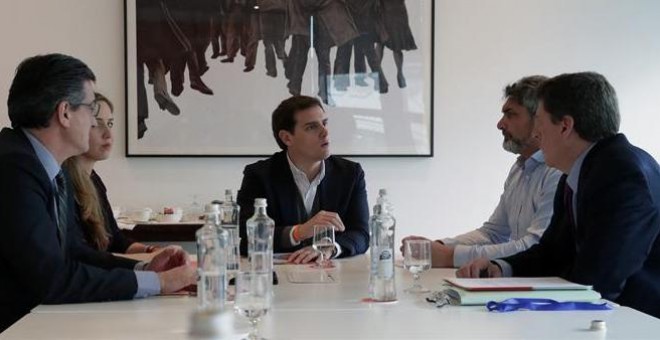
left=441, top=277, right=602, bottom=305
left=287, top=270, right=338, bottom=284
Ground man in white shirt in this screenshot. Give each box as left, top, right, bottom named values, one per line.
left=237, top=95, right=369, bottom=264
left=401, top=76, right=562, bottom=268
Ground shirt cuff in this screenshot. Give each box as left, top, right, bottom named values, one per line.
left=492, top=259, right=513, bottom=277
left=441, top=238, right=457, bottom=246
left=134, top=271, right=161, bottom=298
left=452, top=244, right=470, bottom=268
left=332, top=242, right=342, bottom=259
left=289, top=226, right=302, bottom=246
left=134, top=261, right=149, bottom=271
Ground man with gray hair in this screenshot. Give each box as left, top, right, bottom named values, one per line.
left=458, top=72, right=660, bottom=318
left=401, top=75, right=562, bottom=267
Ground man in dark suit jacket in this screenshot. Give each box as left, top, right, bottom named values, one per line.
left=0, top=54, right=195, bottom=332
left=458, top=72, right=660, bottom=318
left=237, top=95, right=369, bottom=264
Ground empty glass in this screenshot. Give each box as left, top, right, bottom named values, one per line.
left=403, top=239, right=432, bottom=293
left=234, top=271, right=272, bottom=340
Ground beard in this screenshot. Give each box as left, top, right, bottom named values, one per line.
left=502, top=134, right=527, bottom=154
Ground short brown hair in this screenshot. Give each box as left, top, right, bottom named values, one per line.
left=538, top=72, right=620, bottom=142
left=271, top=96, right=323, bottom=150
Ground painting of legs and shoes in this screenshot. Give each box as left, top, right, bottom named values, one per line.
left=125, top=0, right=433, bottom=156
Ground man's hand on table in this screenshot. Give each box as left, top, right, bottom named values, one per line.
left=456, top=258, right=503, bottom=278
left=287, top=245, right=320, bottom=264
left=158, top=264, right=197, bottom=294
left=146, top=245, right=189, bottom=272
left=400, top=235, right=455, bottom=268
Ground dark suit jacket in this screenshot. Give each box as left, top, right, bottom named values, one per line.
left=73, top=171, right=136, bottom=254
left=237, top=151, right=369, bottom=257
left=0, top=128, right=137, bottom=332
left=503, top=134, right=660, bottom=318
left=67, top=171, right=139, bottom=270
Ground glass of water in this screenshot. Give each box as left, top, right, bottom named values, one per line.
left=312, top=225, right=335, bottom=269
left=403, top=239, right=432, bottom=293
left=234, top=271, right=272, bottom=340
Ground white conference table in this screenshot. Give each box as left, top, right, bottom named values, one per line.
left=3, top=255, right=660, bottom=339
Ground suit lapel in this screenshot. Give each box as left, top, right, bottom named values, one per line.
left=271, top=152, right=301, bottom=223
left=318, top=157, right=337, bottom=211
left=14, top=129, right=60, bottom=234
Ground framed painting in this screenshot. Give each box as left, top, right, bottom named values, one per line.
left=125, top=0, right=434, bottom=156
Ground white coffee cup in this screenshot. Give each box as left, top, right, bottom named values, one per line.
left=129, top=208, right=152, bottom=222
left=156, top=207, right=184, bottom=223
left=111, top=206, right=122, bottom=219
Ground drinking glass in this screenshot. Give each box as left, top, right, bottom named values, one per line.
left=312, top=225, right=335, bottom=269
left=234, top=271, right=272, bottom=340
left=403, top=239, right=432, bottom=293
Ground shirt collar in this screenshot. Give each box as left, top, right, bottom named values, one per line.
left=22, top=128, right=61, bottom=181
left=286, top=152, right=325, bottom=185
left=566, top=143, right=596, bottom=192
left=517, top=149, right=545, bottom=172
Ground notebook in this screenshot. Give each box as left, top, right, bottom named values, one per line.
left=440, top=277, right=601, bottom=306
left=444, top=277, right=592, bottom=291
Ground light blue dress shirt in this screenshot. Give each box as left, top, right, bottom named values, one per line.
left=444, top=150, right=562, bottom=267
left=23, top=129, right=160, bottom=298
left=496, top=145, right=595, bottom=277
left=565, top=143, right=596, bottom=227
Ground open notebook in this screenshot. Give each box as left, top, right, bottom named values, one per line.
left=440, top=277, right=602, bottom=306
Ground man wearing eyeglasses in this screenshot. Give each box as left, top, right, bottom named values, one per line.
left=0, top=54, right=196, bottom=332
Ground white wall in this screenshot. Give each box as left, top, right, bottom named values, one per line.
left=1, top=0, right=659, bottom=245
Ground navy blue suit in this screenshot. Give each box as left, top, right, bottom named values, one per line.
left=503, top=134, right=660, bottom=318
left=0, top=128, right=137, bottom=332
left=237, top=151, right=370, bottom=257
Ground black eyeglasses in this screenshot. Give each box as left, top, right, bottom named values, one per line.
left=76, top=101, right=100, bottom=118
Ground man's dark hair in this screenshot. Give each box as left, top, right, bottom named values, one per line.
left=7, top=53, right=96, bottom=129
left=538, top=72, right=620, bottom=142
left=504, top=75, right=548, bottom=117
left=271, top=95, right=323, bottom=150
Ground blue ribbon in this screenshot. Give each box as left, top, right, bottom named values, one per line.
left=487, top=298, right=612, bottom=312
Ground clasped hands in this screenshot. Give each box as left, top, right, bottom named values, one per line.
left=142, top=245, right=196, bottom=294
left=287, top=210, right=344, bottom=264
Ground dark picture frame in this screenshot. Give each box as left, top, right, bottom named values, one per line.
left=125, top=0, right=434, bottom=157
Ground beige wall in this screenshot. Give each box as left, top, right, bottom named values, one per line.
left=1, top=0, right=659, bottom=245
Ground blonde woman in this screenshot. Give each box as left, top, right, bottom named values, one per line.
left=63, top=93, right=156, bottom=254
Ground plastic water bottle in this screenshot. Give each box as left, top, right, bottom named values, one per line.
left=369, top=189, right=397, bottom=302
left=220, top=189, right=240, bottom=276
left=246, top=199, right=275, bottom=281
left=196, top=210, right=229, bottom=312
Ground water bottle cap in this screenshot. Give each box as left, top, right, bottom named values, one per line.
left=379, top=188, right=388, bottom=196
left=590, top=320, right=606, bottom=331
left=204, top=203, right=220, bottom=213
left=224, top=189, right=232, bottom=196
left=254, top=198, right=267, bottom=207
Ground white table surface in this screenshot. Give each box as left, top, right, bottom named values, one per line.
left=3, top=255, right=660, bottom=339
